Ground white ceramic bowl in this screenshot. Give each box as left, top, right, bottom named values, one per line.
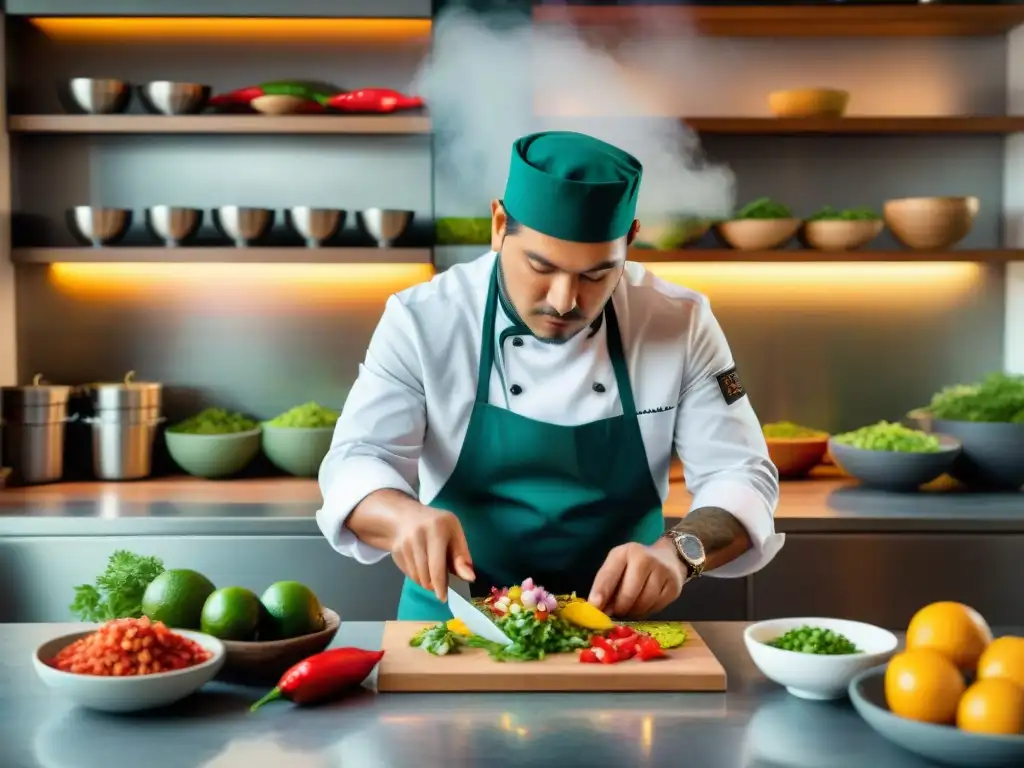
left=744, top=617, right=898, bottom=701
left=33, top=628, right=225, bottom=713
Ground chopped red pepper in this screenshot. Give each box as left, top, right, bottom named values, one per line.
left=579, top=648, right=600, bottom=663
left=588, top=636, right=621, bottom=664
left=615, top=642, right=638, bottom=661
left=609, top=625, right=636, bottom=640
left=636, top=635, right=666, bottom=661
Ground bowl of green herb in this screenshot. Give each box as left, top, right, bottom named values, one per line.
left=634, top=215, right=710, bottom=250
left=828, top=421, right=960, bottom=491
left=800, top=206, right=884, bottom=251
left=164, top=407, right=262, bottom=479
left=745, top=617, right=897, bottom=701
left=715, top=197, right=801, bottom=251
left=762, top=421, right=830, bottom=478
left=925, top=372, right=1024, bottom=490
left=261, top=401, right=340, bottom=477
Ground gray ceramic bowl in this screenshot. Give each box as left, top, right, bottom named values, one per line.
left=828, top=435, right=961, bottom=492
left=849, top=666, right=1024, bottom=767
left=261, top=425, right=334, bottom=477
left=931, top=420, right=1024, bottom=491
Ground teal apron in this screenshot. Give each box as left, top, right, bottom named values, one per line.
left=397, top=260, right=665, bottom=621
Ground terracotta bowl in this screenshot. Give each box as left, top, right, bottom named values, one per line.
left=766, top=436, right=830, bottom=478
left=801, top=219, right=884, bottom=251
left=883, top=196, right=979, bottom=250
left=216, top=607, right=340, bottom=685
left=251, top=94, right=316, bottom=115
left=715, top=219, right=801, bottom=251
left=768, top=88, right=850, bottom=118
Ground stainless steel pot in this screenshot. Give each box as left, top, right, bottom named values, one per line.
left=83, top=415, right=165, bottom=481
left=1, top=421, right=67, bottom=485
left=1, top=373, right=72, bottom=424
left=81, top=370, right=163, bottom=412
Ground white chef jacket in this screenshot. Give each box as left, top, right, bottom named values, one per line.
left=317, top=251, right=783, bottom=578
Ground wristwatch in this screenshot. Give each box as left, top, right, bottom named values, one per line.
left=662, top=530, right=706, bottom=584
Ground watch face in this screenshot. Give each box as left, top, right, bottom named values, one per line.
left=680, top=535, right=705, bottom=563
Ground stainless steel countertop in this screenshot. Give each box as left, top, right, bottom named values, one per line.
left=1, top=621, right=952, bottom=768
left=2, top=493, right=1024, bottom=537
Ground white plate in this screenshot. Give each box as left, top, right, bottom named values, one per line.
left=33, top=627, right=225, bottom=713
left=744, top=617, right=898, bottom=701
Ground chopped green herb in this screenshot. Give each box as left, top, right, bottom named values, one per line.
left=928, top=373, right=1024, bottom=424
left=832, top=421, right=941, bottom=453
left=766, top=625, right=861, bottom=655
left=733, top=197, right=793, bottom=220
left=806, top=205, right=880, bottom=222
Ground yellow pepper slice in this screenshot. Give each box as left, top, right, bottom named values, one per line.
left=558, top=600, right=614, bottom=631
left=446, top=618, right=471, bottom=636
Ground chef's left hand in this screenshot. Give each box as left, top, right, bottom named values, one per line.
left=587, top=540, right=687, bottom=619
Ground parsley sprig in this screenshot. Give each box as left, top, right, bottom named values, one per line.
left=69, top=549, right=165, bottom=622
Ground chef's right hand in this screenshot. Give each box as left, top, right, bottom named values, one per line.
left=391, top=503, right=476, bottom=602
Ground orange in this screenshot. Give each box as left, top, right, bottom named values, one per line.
left=905, top=601, right=992, bottom=671
left=885, top=649, right=965, bottom=724
left=956, top=678, right=1024, bottom=735
left=977, top=636, right=1024, bottom=689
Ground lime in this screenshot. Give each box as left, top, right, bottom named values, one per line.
left=260, top=581, right=325, bottom=640
left=200, top=586, right=263, bottom=641
left=141, top=569, right=216, bottom=630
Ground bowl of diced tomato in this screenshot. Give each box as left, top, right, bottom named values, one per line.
left=33, top=616, right=225, bottom=713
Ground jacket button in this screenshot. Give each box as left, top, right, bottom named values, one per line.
left=512, top=337, right=524, bottom=347
left=592, top=382, right=606, bottom=393
left=510, top=384, right=523, bottom=396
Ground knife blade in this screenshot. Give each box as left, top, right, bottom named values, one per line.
left=447, top=587, right=512, bottom=647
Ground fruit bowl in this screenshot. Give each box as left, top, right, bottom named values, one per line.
left=744, top=617, right=898, bottom=701
left=217, top=607, right=340, bottom=684
left=33, top=628, right=225, bottom=713
left=849, top=666, right=1024, bottom=767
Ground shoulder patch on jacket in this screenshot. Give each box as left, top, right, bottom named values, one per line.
left=715, top=366, right=746, bottom=405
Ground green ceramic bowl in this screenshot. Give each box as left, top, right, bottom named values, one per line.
left=164, top=428, right=263, bottom=479
left=261, top=425, right=334, bottom=477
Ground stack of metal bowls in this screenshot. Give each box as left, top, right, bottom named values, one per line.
left=80, top=371, right=164, bottom=481
left=0, top=374, right=73, bottom=485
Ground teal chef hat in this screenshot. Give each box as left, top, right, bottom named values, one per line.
left=502, top=130, right=643, bottom=244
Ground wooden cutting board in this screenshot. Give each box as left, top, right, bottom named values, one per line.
left=376, top=621, right=727, bottom=692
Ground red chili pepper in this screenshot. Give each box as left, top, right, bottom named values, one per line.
left=636, top=635, right=666, bottom=661
left=208, top=86, right=266, bottom=107
left=325, top=88, right=424, bottom=114
left=579, top=648, right=600, bottom=663
left=250, top=647, right=385, bottom=711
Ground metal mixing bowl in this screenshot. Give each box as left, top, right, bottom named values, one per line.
left=66, top=206, right=132, bottom=247
left=65, top=78, right=131, bottom=115
left=145, top=206, right=202, bottom=247
left=212, top=207, right=275, bottom=247
left=138, top=81, right=211, bottom=115
left=286, top=207, right=346, bottom=247
left=357, top=208, right=414, bottom=248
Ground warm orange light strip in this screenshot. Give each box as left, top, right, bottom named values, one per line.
left=48, top=263, right=435, bottom=313
left=28, top=17, right=432, bottom=44
left=643, top=262, right=984, bottom=309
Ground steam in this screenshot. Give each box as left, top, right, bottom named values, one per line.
left=411, top=7, right=735, bottom=220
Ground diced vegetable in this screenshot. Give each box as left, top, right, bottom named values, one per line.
left=766, top=626, right=860, bottom=655
left=927, top=373, right=1024, bottom=424
left=832, top=421, right=940, bottom=453
left=624, top=622, right=688, bottom=649
left=446, top=618, right=471, bottom=636
left=636, top=635, right=666, bottom=661
left=168, top=407, right=258, bottom=435
left=762, top=421, right=828, bottom=439
left=49, top=616, right=211, bottom=676
left=558, top=600, right=615, bottom=631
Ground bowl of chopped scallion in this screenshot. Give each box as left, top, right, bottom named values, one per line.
left=921, top=373, right=1024, bottom=491
left=745, top=617, right=897, bottom=701
left=762, top=421, right=830, bottom=478
left=828, top=421, right=960, bottom=492
left=164, top=408, right=262, bottom=479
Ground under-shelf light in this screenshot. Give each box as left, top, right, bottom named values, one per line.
left=28, top=17, right=432, bottom=44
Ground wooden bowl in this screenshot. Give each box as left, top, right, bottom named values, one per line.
left=766, top=436, right=830, bottom=478
left=216, top=607, right=340, bottom=685
left=768, top=89, right=850, bottom=118
left=801, top=219, right=884, bottom=251
left=883, top=196, right=979, bottom=250
left=715, top=219, right=801, bottom=251
left=251, top=94, right=318, bottom=115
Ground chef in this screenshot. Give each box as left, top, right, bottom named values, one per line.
left=317, top=130, right=783, bottom=622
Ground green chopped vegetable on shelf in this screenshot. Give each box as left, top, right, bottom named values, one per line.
left=766, top=625, right=861, bottom=655
left=266, top=401, right=340, bottom=429
left=70, top=549, right=166, bottom=622
left=832, top=421, right=941, bottom=453
left=927, top=372, right=1024, bottom=424
left=806, top=205, right=881, bottom=221
left=762, top=421, right=828, bottom=439
left=733, top=197, right=793, bottom=220
left=167, top=407, right=258, bottom=435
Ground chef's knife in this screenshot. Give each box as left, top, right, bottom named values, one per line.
left=447, top=587, right=512, bottom=647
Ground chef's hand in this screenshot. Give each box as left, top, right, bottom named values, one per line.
left=587, top=540, right=686, bottom=619
left=390, top=503, right=476, bottom=602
